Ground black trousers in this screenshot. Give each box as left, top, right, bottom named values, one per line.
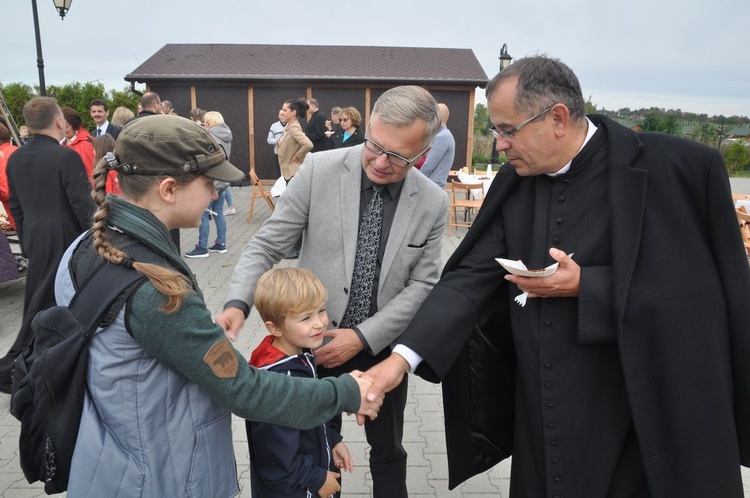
left=319, top=348, right=409, bottom=498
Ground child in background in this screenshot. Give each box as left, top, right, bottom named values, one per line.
left=248, top=267, right=353, bottom=498
left=92, top=134, right=118, bottom=195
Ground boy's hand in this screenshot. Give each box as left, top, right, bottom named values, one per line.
left=332, top=442, right=353, bottom=472
left=318, top=471, right=341, bottom=497
left=214, top=307, right=245, bottom=342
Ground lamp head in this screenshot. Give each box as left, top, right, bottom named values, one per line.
left=499, top=43, right=513, bottom=70
left=53, top=0, right=73, bottom=19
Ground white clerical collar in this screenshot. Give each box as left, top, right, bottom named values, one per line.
left=546, top=117, right=598, bottom=177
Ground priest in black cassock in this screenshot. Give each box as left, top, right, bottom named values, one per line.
left=0, top=97, right=93, bottom=392
left=363, top=56, right=750, bottom=497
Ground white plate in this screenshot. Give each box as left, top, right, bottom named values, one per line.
left=495, top=258, right=560, bottom=278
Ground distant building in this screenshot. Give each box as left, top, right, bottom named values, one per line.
left=125, top=44, right=488, bottom=180
left=681, top=125, right=698, bottom=137
left=727, top=127, right=750, bottom=139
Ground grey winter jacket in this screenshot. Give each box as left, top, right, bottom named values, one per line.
left=210, top=122, right=234, bottom=189
left=57, top=234, right=239, bottom=498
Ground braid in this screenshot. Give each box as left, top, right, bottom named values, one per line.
left=91, top=158, right=121, bottom=264
left=90, top=159, right=192, bottom=314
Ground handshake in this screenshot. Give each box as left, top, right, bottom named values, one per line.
left=347, top=353, right=411, bottom=425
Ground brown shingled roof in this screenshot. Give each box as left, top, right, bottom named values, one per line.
left=125, top=44, right=488, bottom=86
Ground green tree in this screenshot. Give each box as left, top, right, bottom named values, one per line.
left=641, top=112, right=680, bottom=135
left=0, top=82, right=36, bottom=127
left=722, top=142, right=750, bottom=174
left=642, top=112, right=658, bottom=132
left=695, top=123, right=716, bottom=146
left=47, top=81, right=109, bottom=129
left=661, top=114, right=679, bottom=135
left=474, top=103, right=490, bottom=136
left=0, top=80, right=139, bottom=132
left=109, top=87, right=139, bottom=116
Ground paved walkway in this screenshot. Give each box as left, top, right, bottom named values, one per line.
left=1, top=178, right=750, bottom=496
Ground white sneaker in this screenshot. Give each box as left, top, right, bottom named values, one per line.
left=225, top=206, right=236, bottom=215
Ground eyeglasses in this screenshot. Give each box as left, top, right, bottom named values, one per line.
left=340, top=118, right=350, bottom=122
left=491, top=104, right=556, bottom=140
left=363, top=135, right=430, bottom=168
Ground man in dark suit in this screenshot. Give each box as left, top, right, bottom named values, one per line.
left=89, top=99, right=121, bottom=139
left=218, top=86, right=448, bottom=497
left=305, top=98, right=329, bottom=153
left=365, top=56, right=750, bottom=497
left=0, top=97, right=94, bottom=392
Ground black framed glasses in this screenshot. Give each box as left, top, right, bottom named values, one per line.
left=363, top=136, right=430, bottom=168
left=490, top=104, right=556, bottom=140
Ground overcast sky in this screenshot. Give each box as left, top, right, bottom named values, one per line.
left=4, top=0, right=749, bottom=117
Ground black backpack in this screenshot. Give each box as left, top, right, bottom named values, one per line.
left=10, top=255, right=147, bottom=494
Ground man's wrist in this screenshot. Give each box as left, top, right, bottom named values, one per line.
left=351, top=326, right=371, bottom=353
left=392, top=345, right=422, bottom=373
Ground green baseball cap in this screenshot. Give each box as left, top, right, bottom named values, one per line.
left=112, top=115, right=245, bottom=183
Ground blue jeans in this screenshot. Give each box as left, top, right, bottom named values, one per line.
left=224, top=187, right=234, bottom=207
left=198, top=188, right=226, bottom=248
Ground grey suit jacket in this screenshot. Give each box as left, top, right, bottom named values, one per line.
left=227, top=145, right=448, bottom=354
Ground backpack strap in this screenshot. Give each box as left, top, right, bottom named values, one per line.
left=66, top=261, right=146, bottom=336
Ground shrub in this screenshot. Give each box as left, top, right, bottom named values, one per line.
left=472, top=133, right=504, bottom=166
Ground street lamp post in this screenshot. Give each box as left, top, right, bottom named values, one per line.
left=491, top=43, right=513, bottom=165
left=31, top=0, right=73, bottom=96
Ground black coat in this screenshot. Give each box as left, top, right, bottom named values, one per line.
left=305, top=110, right=329, bottom=153
left=331, top=127, right=364, bottom=149
left=0, top=134, right=93, bottom=385
left=90, top=123, right=121, bottom=139
left=399, top=116, right=750, bottom=496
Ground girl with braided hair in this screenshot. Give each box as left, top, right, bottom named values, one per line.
left=53, top=115, right=381, bottom=497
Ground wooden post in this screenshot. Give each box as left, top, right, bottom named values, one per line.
left=466, top=88, right=476, bottom=168
left=248, top=86, right=255, bottom=175
left=364, top=88, right=371, bottom=127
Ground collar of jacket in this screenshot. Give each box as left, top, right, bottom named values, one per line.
left=250, top=335, right=316, bottom=372
left=107, top=195, right=197, bottom=286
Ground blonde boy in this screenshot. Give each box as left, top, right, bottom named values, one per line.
left=248, top=268, right=353, bottom=497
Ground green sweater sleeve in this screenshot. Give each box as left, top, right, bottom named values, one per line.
left=128, top=282, right=360, bottom=429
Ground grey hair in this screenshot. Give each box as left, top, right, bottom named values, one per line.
left=486, top=55, right=587, bottom=125
left=372, top=86, right=441, bottom=148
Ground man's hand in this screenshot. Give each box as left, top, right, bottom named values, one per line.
left=355, top=354, right=410, bottom=425
left=504, top=248, right=580, bottom=299
left=349, top=371, right=383, bottom=424
left=214, top=307, right=246, bottom=342
left=315, top=329, right=363, bottom=369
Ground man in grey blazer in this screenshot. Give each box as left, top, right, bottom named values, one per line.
left=217, top=86, right=448, bottom=497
